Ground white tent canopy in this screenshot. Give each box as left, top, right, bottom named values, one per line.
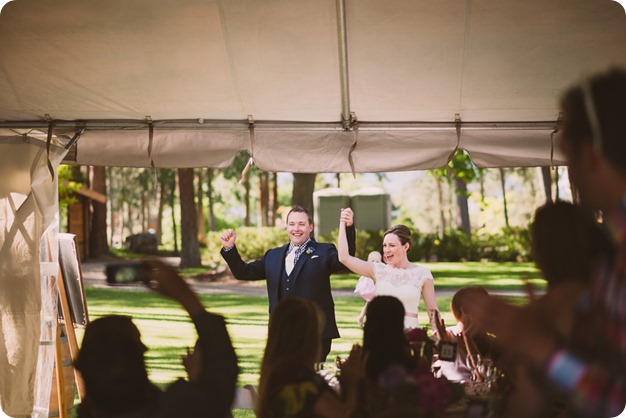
left=1, top=0, right=625, bottom=172
left=1, top=1, right=626, bottom=415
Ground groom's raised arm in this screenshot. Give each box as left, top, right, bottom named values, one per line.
left=330, top=223, right=356, bottom=274
left=346, top=223, right=356, bottom=257
left=220, top=229, right=267, bottom=281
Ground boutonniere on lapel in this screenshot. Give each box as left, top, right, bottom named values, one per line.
left=305, top=246, right=315, bottom=255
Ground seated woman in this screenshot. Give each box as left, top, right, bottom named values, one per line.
left=500, top=201, right=614, bottom=418
left=361, top=296, right=459, bottom=417
left=256, top=297, right=366, bottom=418
left=530, top=200, right=613, bottom=340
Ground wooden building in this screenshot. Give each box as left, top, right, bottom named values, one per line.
left=66, top=187, right=106, bottom=262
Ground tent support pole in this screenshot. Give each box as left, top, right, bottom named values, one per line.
left=336, top=0, right=352, bottom=130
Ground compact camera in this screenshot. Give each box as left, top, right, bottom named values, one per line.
left=105, top=262, right=148, bottom=285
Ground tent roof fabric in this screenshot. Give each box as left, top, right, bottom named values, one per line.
left=1, top=0, right=625, bottom=171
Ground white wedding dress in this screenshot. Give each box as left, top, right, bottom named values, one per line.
left=372, top=262, right=434, bottom=329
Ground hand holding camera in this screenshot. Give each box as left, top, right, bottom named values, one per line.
left=106, top=259, right=204, bottom=316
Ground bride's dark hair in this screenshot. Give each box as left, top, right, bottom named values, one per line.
left=383, top=225, right=412, bottom=249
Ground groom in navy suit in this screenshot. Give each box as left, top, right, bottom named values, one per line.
left=220, top=205, right=355, bottom=361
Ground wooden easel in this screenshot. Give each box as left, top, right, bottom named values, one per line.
left=53, top=264, right=86, bottom=417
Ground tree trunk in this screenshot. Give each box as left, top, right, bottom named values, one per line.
left=522, top=167, right=538, bottom=207
left=567, top=169, right=580, bottom=204
left=454, top=178, right=471, bottom=236
left=269, top=172, right=278, bottom=227
left=555, top=167, right=560, bottom=200
left=435, top=176, right=446, bottom=238
left=207, top=169, right=217, bottom=231
left=259, top=172, right=269, bottom=226
left=118, top=207, right=124, bottom=249
left=157, top=172, right=166, bottom=245
left=170, top=174, right=179, bottom=255
left=499, top=168, right=510, bottom=228
left=89, top=166, right=109, bottom=258
left=244, top=176, right=251, bottom=226
left=178, top=168, right=202, bottom=268
left=292, top=173, right=316, bottom=215
left=107, top=167, right=114, bottom=247
left=126, top=202, right=133, bottom=237
left=196, top=169, right=207, bottom=246
left=541, top=166, right=553, bottom=203
left=448, top=181, right=454, bottom=231
left=141, top=193, right=147, bottom=232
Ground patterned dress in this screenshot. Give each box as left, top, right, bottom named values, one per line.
left=266, top=367, right=337, bottom=418
left=372, top=263, right=434, bottom=329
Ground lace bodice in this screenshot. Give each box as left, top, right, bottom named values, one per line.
left=373, top=263, right=433, bottom=290
left=372, top=263, right=434, bottom=327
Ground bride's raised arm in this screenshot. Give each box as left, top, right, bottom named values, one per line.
left=338, top=208, right=375, bottom=279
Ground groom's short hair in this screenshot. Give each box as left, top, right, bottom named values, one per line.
left=286, top=205, right=313, bottom=225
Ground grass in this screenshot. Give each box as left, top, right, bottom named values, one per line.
left=75, top=261, right=538, bottom=417
left=329, top=261, right=544, bottom=292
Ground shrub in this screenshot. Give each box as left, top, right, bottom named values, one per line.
left=203, top=227, right=287, bottom=265
left=203, top=224, right=532, bottom=264
left=320, top=228, right=385, bottom=260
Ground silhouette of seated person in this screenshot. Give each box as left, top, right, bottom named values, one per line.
left=435, top=286, right=497, bottom=383
left=502, top=200, right=613, bottom=418
left=74, top=259, right=238, bottom=418
left=256, top=296, right=366, bottom=418
left=529, top=200, right=612, bottom=341
left=360, top=296, right=460, bottom=417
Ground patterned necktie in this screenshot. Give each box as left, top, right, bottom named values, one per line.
left=285, top=246, right=298, bottom=275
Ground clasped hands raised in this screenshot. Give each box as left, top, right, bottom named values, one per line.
left=340, top=207, right=354, bottom=226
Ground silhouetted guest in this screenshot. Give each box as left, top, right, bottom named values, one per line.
left=74, top=259, right=238, bottom=418
left=256, top=297, right=366, bottom=418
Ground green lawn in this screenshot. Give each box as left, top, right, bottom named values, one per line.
left=76, top=261, right=538, bottom=416
left=329, top=261, right=544, bottom=291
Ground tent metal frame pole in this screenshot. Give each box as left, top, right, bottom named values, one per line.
left=336, top=0, right=352, bottom=130
left=0, top=120, right=558, bottom=132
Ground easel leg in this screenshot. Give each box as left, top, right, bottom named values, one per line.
left=54, top=323, right=68, bottom=418
left=57, top=265, right=86, bottom=401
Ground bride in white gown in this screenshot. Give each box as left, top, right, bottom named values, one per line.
left=338, top=208, right=440, bottom=332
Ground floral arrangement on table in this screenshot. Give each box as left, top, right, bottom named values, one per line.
left=376, top=327, right=464, bottom=417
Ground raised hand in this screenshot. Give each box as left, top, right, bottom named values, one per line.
left=220, top=229, right=237, bottom=248
left=141, top=259, right=204, bottom=316
left=339, top=344, right=368, bottom=388
left=433, top=310, right=450, bottom=342
left=340, top=207, right=354, bottom=227
left=183, top=344, right=203, bottom=383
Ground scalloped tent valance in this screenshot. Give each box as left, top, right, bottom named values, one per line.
left=1, top=0, right=625, bottom=172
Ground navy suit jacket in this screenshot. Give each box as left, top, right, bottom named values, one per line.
left=221, top=231, right=355, bottom=340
